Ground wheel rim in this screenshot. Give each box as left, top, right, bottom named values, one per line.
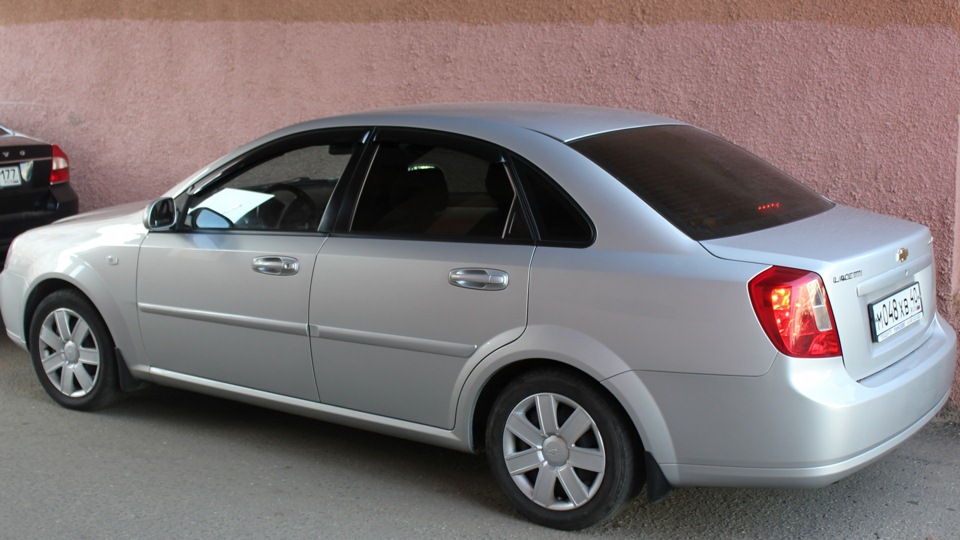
left=502, top=392, right=606, bottom=511
left=37, top=308, right=101, bottom=398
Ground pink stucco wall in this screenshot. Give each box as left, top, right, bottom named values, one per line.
left=1, top=16, right=959, bottom=402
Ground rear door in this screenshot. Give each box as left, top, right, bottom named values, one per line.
left=310, top=129, right=534, bottom=428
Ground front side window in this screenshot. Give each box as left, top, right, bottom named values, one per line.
left=186, top=141, right=355, bottom=232
left=569, top=125, right=834, bottom=240
left=350, top=134, right=530, bottom=241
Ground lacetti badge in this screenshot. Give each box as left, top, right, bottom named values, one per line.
left=897, top=248, right=909, bottom=263
left=833, top=270, right=862, bottom=283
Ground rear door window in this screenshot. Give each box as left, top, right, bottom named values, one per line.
left=349, top=130, right=531, bottom=241
left=569, top=125, right=833, bottom=240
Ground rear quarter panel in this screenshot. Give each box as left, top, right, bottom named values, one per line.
left=527, top=246, right=777, bottom=376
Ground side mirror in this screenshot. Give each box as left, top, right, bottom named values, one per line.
left=143, top=197, right=178, bottom=231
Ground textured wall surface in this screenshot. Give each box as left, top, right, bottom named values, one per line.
left=0, top=1, right=958, bottom=400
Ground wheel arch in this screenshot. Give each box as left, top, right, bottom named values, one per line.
left=22, top=278, right=88, bottom=351
left=461, top=326, right=650, bottom=452
left=27, top=282, right=126, bottom=409
left=20, top=264, right=146, bottom=380
left=466, top=356, right=678, bottom=503
left=460, top=323, right=681, bottom=492
left=468, top=358, right=644, bottom=458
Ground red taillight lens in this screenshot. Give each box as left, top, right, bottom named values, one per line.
left=748, top=266, right=842, bottom=358
left=50, top=144, right=69, bottom=184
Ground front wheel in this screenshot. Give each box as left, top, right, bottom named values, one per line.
left=29, top=290, right=120, bottom=410
left=485, top=369, right=642, bottom=530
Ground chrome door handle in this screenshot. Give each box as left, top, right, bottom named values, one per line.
left=448, top=268, right=508, bottom=291
left=252, top=256, right=299, bottom=276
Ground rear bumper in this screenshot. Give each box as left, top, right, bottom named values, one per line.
left=610, top=313, right=956, bottom=488
left=0, top=184, right=78, bottom=254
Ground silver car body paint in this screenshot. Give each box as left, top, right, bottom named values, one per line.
left=308, top=237, right=533, bottom=429
left=138, top=232, right=325, bottom=401
left=0, top=103, right=954, bottom=488
left=701, top=205, right=938, bottom=380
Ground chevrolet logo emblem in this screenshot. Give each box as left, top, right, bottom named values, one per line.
left=896, top=248, right=909, bottom=263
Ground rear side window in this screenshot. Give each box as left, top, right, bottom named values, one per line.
left=569, top=126, right=833, bottom=240
left=511, top=157, right=593, bottom=245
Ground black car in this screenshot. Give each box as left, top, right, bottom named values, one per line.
left=0, top=124, right=78, bottom=254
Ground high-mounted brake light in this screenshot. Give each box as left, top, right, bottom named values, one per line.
left=50, top=145, right=69, bottom=184
left=757, top=202, right=781, bottom=214
left=749, top=266, right=842, bottom=358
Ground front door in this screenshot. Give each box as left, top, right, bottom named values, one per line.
left=137, top=131, right=365, bottom=400
left=138, top=233, right=324, bottom=399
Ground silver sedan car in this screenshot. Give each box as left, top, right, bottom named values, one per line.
left=1, top=104, right=955, bottom=530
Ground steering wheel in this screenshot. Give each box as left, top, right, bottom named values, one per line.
left=267, top=183, right=321, bottom=230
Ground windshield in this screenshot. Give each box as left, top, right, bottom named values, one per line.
left=569, top=125, right=834, bottom=240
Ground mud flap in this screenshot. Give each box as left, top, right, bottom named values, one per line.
left=645, top=451, right=673, bottom=504
left=116, top=349, right=148, bottom=392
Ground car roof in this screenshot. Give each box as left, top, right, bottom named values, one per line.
left=314, top=102, right=684, bottom=143
left=168, top=103, right=685, bottom=198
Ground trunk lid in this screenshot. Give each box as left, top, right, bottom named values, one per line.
left=701, top=204, right=937, bottom=380
left=0, top=134, right=54, bottom=214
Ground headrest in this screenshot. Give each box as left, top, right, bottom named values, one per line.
left=392, top=167, right=448, bottom=212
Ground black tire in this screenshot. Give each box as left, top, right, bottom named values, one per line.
left=485, top=369, right=641, bottom=530
left=29, top=289, right=120, bottom=410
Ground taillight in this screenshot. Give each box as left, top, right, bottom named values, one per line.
left=50, top=144, right=69, bottom=184
left=748, top=266, right=842, bottom=358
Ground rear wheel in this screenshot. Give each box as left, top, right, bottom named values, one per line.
left=485, top=369, right=641, bottom=530
left=29, top=290, right=120, bottom=410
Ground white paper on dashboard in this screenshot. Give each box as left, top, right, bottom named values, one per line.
left=196, top=188, right=273, bottom=222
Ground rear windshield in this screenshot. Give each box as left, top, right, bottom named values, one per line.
left=569, top=125, right=833, bottom=240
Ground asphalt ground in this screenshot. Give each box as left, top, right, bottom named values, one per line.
left=0, top=334, right=957, bottom=539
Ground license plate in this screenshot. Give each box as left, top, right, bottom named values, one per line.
left=869, top=283, right=923, bottom=343
left=0, top=165, right=21, bottom=187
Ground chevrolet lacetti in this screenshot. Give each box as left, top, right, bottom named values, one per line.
left=0, top=104, right=955, bottom=530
